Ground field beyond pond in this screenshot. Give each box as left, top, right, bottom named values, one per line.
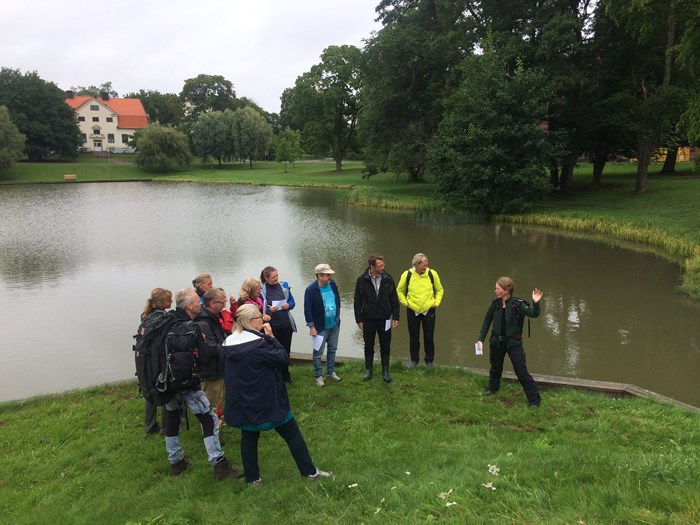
left=2, top=155, right=699, bottom=297
left=1, top=362, right=698, bottom=525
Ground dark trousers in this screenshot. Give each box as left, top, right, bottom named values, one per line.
left=143, top=390, right=162, bottom=433
left=363, top=318, right=392, bottom=368
left=240, top=417, right=315, bottom=483
left=488, top=343, right=540, bottom=405
left=272, top=325, right=294, bottom=382
left=406, top=307, right=436, bottom=364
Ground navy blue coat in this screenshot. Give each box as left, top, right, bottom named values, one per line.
left=220, top=330, right=291, bottom=428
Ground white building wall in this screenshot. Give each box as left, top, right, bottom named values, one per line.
left=75, top=99, right=137, bottom=153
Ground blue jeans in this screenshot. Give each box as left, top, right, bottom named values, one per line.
left=164, top=389, right=223, bottom=465
left=312, top=324, right=339, bottom=378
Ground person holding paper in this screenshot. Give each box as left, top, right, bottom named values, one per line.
left=260, top=266, right=297, bottom=384
left=396, top=253, right=444, bottom=368
left=303, top=264, right=342, bottom=387
left=353, top=254, right=400, bottom=383
left=477, top=276, right=543, bottom=407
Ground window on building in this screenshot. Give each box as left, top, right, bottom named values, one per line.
left=92, top=117, right=99, bottom=122
left=121, top=134, right=130, bottom=144
left=90, top=105, right=99, bottom=111
left=106, top=117, right=113, bottom=123
left=78, top=116, right=85, bottom=122
left=81, top=134, right=87, bottom=143
left=108, top=134, right=115, bottom=143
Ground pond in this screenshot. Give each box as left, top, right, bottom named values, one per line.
left=0, top=182, right=698, bottom=407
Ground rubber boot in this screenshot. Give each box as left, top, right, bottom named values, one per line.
left=363, top=367, right=373, bottom=380
left=213, top=457, right=243, bottom=481
left=382, top=364, right=392, bottom=383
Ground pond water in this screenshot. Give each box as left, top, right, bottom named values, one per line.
left=0, top=182, right=698, bottom=406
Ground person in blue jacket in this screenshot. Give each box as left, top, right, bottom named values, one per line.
left=260, top=265, right=297, bottom=383
left=220, top=304, right=332, bottom=485
left=303, top=263, right=341, bottom=387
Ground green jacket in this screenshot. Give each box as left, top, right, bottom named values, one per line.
left=478, top=296, right=540, bottom=348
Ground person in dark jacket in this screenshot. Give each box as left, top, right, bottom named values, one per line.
left=163, top=287, right=242, bottom=480
left=221, top=304, right=332, bottom=485
left=260, top=266, right=297, bottom=384
left=353, top=255, right=400, bottom=383
left=195, top=287, right=227, bottom=420
left=477, top=276, right=543, bottom=407
left=303, top=263, right=341, bottom=387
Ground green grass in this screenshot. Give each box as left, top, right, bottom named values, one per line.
left=1, top=362, right=698, bottom=525
left=2, top=155, right=699, bottom=296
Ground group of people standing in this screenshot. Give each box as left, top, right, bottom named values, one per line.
left=136, top=254, right=544, bottom=483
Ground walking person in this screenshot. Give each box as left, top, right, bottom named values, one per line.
left=221, top=304, right=332, bottom=485
left=476, top=276, right=543, bottom=407
left=260, top=266, right=297, bottom=383
left=397, top=253, right=444, bottom=368
left=303, top=263, right=341, bottom=387
left=353, top=255, right=400, bottom=383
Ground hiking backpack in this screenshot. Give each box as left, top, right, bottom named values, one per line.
left=404, top=269, right=436, bottom=298
left=133, top=311, right=202, bottom=406
left=491, top=297, right=531, bottom=340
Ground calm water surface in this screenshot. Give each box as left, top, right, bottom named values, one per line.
left=0, top=182, right=698, bottom=406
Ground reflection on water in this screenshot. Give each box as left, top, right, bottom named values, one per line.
left=0, top=182, right=698, bottom=407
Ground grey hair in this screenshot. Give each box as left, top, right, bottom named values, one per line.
left=175, top=287, right=198, bottom=310
left=412, top=252, right=428, bottom=268
left=203, top=287, right=226, bottom=307
left=234, top=304, right=260, bottom=332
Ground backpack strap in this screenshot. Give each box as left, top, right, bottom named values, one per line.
left=406, top=269, right=436, bottom=298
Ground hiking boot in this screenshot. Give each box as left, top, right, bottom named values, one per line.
left=315, top=376, right=325, bottom=388
left=363, top=368, right=373, bottom=381
left=305, top=468, right=333, bottom=481
left=328, top=372, right=341, bottom=382
left=170, top=458, right=188, bottom=476
left=213, top=457, right=243, bottom=481
left=406, top=361, right=418, bottom=369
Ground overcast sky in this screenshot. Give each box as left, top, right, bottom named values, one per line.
left=1, top=0, right=382, bottom=113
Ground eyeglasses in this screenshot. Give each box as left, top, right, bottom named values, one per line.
left=212, top=300, right=227, bottom=305
left=252, top=316, right=263, bottom=320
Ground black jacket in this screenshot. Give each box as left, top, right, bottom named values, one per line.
left=194, top=307, right=224, bottom=380
left=353, top=269, right=400, bottom=323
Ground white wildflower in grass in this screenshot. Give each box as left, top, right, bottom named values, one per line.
left=405, top=471, right=411, bottom=475
left=347, top=483, right=358, bottom=488
left=374, top=507, right=381, bottom=515
left=391, top=486, right=397, bottom=490
left=446, top=502, right=458, bottom=507
left=488, top=464, right=500, bottom=476
left=437, top=489, right=453, bottom=500
left=481, top=482, right=496, bottom=491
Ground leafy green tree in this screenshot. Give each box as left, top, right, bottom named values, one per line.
left=180, top=74, right=236, bottom=120
left=231, top=107, right=273, bottom=168
left=427, top=47, right=550, bottom=215
left=273, top=127, right=304, bottom=171
left=191, top=109, right=235, bottom=165
left=0, top=105, right=26, bottom=168
left=0, top=68, right=81, bottom=161
left=134, top=124, right=191, bottom=172
left=359, top=0, right=475, bottom=180
left=124, top=89, right=183, bottom=126
left=70, top=82, right=119, bottom=97
left=280, top=45, right=362, bottom=172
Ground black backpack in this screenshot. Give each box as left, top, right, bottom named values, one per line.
left=133, top=312, right=202, bottom=406
left=491, top=297, right=531, bottom=340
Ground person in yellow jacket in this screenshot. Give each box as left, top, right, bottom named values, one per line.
left=396, top=253, right=444, bottom=367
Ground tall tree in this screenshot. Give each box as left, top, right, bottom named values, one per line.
left=70, top=82, right=119, bottom=97
left=180, top=74, right=236, bottom=120
left=0, top=105, right=26, bottom=168
left=231, top=106, right=273, bottom=168
left=191, top=109, right=236, bottom=165
left=124, top=89, right=183, bottom=127
left=280, top=45, right=362, bottom=172
left=0, top=68, right=81, bottom=161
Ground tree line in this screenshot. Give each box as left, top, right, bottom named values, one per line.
left=1, top=1, right=698, bottom=214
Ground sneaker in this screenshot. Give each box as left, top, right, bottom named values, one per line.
left=406, top=361, right=419, bottom=369
left=247, top=478, right=263, bottom=486
left=315, top=376, right=325, bottom=387
left=483, top=389, right=497, bottom=396
left=426, top=362, right=434, bottom=369
left=328, top=372, right=341, bottom=381
left=306, top=468, right=333, bottom=481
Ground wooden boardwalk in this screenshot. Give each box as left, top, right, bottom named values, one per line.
left=289, top=353, right=700, bottom=414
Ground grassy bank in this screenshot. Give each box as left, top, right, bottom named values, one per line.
left=2, top=156, right=698, bottom=296
left=1, top=362, right=698, bottom=525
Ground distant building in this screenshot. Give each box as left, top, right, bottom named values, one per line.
left=65, top=91, right=149, bottom=153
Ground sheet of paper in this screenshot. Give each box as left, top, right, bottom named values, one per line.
left=385, top=319, right=391, bottom=331
left=475, top=342, right=483, bottom=356
left=271, top=300, right=285, bottom=309
left=312, top=334, right=325, bottom=351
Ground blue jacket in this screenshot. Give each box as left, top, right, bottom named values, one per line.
left=303, top=279, right=340, bottom=332
left=220, top=329, right=291, bottom=428
left=260, top=281, right=297, bottom=332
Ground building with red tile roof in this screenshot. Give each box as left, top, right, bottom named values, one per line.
left=65, top=91, right=149, bottom=152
